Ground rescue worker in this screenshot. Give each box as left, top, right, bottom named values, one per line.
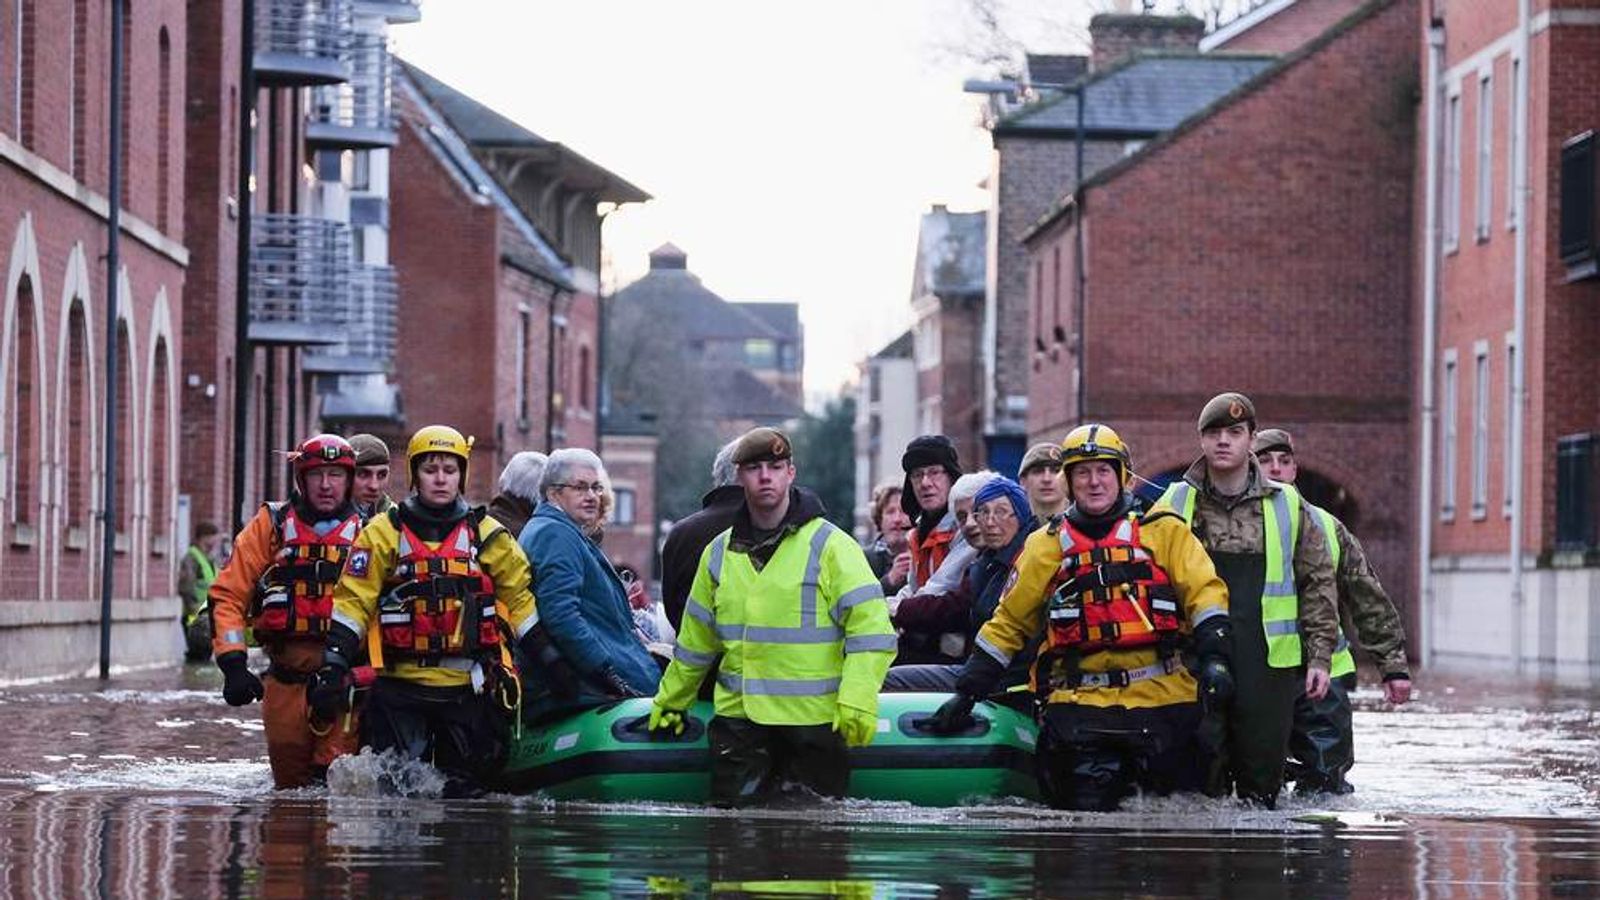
left=311, top=425, right=540, bottom=795
left=1018, top=442, right=1068, bottom=521
left=930, top=425, right=1232, bottom=810
left=1253, top=427, right=1412, bottom=794
left=1150, top=393, right=1340, bottom=806
left=179, top=521, right=222, bottom=662
left=349, top=434, right=396, bottom=521
left=209, top=434, right=365, bottom=789
left=648, top=427, right=897, bottom=806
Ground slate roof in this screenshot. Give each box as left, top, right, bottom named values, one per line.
left=397, top=70, right=573, bottom=289
left=612, top=250, right=786, bottom=342
left=401, top=61, right=649, bottom=203
left=871, top=330, right=914, bottom=360
left=736, top=302, right=802, bottom=342
left=708, top=368, right=804, bottom=421
left=995, top=53, right=1276, bottom=136
left=912, top=208, right=986, bottom=301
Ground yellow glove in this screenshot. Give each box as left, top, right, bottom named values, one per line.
left=832, top=702, right=878, bottom=748
left=648, top=704, right=685, bottom=736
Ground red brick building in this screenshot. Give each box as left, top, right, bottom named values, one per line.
left=1420, top=0, right=1600, bottom=678
left=909, top=206, right=986, bottom=469
left=380, top=65, right=649, bottom=501
left=1022, top=0, right=1419, bottom=633
left=980, top=17, right=1273, bottom=474
left=1, top=0, right=189, bottom=671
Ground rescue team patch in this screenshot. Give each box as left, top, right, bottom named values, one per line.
left=346, top=549, right=371, bottom=577
left=1003, top=568, right=1020, bottom=594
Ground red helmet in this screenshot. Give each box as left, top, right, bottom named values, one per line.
left=291, top=433, right=356, bottom=483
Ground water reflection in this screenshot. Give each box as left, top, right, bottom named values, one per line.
left=2, top=788, right=1598, bottom=898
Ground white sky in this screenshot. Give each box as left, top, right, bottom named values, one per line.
left=391, top=1, right=1222, bottom=405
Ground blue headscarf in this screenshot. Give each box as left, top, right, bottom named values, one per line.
left=972, top=476, right=1031, bottom=528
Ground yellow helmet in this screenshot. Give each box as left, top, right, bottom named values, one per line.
left=1060, top=423, right=1132, bottom=488
left=406, top=425, right=474, bottom=484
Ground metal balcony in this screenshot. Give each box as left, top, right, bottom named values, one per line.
left=302, top=264, right=398, bottom=374
left=354, top=0, right=421, bottom=24
left=307, top=31, right=396, bottom=149
left=254, top=0, right=352, bottom=87
left=248, top=214, right=351, bottom=346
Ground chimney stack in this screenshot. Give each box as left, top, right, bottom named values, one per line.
left=1089, top=13, right=1205, bottom=71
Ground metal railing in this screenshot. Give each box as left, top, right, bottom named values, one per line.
left=304, top=264, right=398, bottom=373
left=307, top=30, right=396, bottom=148
left=255, top=0, right=352, bottom=86
left=248, top=214, right=351, bottom=346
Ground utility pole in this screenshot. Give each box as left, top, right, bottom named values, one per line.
left=231, top=0, right=257, bottom=534
left=98, top=0, right=127, bottom=680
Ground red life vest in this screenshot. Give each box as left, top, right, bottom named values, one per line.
left=253, top=503, right=361, bottom=639
left=377, top=509, right=501, bottom=662
left=1046, top=514, right=1182, bottom=657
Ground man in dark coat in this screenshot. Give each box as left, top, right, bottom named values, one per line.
left=660, top=439, right=742, bottom=629
left=487, top=451, right=547, bottom=537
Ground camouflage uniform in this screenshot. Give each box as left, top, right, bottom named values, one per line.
left=1326, top=514, right=1408, bottom=676
left=1162, top=455, right=1339, bottom=803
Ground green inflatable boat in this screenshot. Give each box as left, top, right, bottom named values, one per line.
left=493, top=692, right=1040, bottom=806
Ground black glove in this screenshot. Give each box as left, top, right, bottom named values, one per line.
left=519, top=624, right=581, bottom=698
left=594, top=664, right=645, bottom=699
left=952, top=646, right=1007, bottom=700
left=217, top=652, right=263, bottom=706
left=1192, top=615, right=1235, bottom=713
left=306, top=660, right=351, bottom=722
left=1197, top=658, right=1235, bottom=712
left=925, top=693, right=978, bottom=735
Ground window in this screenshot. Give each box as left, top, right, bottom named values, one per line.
left=1441, top=349, right=1458, bottom=520
left=149, top=339, right=171, bottom=555
left=115, top=324, right=133, bottom=541
left=158, top=28, right=172, bottom=233
left=1475, top=74, right=1492, bottom=241
left=778, top=342, right=797, bottom=373
left=1032, top=259, right=1045, bottom=352
left=351, top=151, right=371, bottom=191
left=118, top=0, right=131, bottom=209
left=1471, top=342, right=1489, bottom=518
left=516, top=308, right=531, bottom=426
left=1507, top=58, right=1519, bottom=230
left=613, top=488, right=636, bottom=526
left=17, top=0, right=35, bottom=145
left=1504, top=335, right=1516, bottom=517
left=64, top=303, right=91, bottom=543
left=1050, top=246, right=1062, bottom=343
left=72, top=0, right=87, bottom=178
left=7, top=276, right=38, bottom=538
left=744, top=338, right=776, bottom=369
left=578, top=345, right=591, bottom=411
left=1444, top=91, right=1462, bottom=252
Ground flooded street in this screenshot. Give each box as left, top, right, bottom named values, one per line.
left=1, top=666, right=1597, bottom=898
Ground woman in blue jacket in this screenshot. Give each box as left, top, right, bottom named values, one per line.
left=518, top=448, right=662, bottom=721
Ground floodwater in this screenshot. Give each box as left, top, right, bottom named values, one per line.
left=1, top=666, right=1597, bottom=898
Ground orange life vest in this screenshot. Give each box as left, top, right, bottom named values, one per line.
left=253, top=503, right=361, bottom=639
left=908, top=516, right=956, bottom=588
left=377, top=508, right=501, bottom=663
left=1046, top=514, right=1182, bottom=659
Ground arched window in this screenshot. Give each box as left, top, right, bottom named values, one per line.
left=148, top=338, right=170, bottom=555
left=114, top=323, right=132, bottom=542
left=63, top=302, right=91, bottom=543
left=7, top=276, right=40, bottom=535
left=157, top=27, right=171, bottom=232
left=578, top=344, right=591, bottom=411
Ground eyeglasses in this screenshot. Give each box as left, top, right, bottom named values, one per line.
left=554, top=482, right=606, bottom=496
left=972, top=506, right=1016, bottom=524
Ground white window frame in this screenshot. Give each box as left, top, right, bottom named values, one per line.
left=515, top=305, right=531, bottom=427
left=1441, top=348, right=1458, bottom=521
left=613, top=488, right=636, bottom=526
left=1504, top=332, right=1516, bottom=517
left=1507, top=56, right=1520, bottom=231
left=1475, top=71, right=1493, bottom=242
left=1471, top=340, right=1490, bottom=519
left=1443, top=87, right=1463, bottom=253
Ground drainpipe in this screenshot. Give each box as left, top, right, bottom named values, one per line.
left=98, top=0, right=126, bottom=680
left=1073, top=81, right=1087, bottom=423
left=1508, top=0, right=1532, bottom=673
left=1418, top=19, right=1445, bottom=668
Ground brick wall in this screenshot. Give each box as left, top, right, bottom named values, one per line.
left=1027, top=0, right=1419, bottom=623
left=1088, top=14, right=1204, bottom=72
left=600, top=432, right=659, bottom=580
left=991, top=136, right=1126, bottom=441
left=937, top=294, right=984, bottom=468
left=1209, top=0, right=1368, bottom=54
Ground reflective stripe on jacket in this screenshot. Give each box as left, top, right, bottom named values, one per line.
left=1308, top=504, right=1356, bottom=679
left=1158, top=479, right=1304, bottom=669
left=656, top=518, right=896, bottom=725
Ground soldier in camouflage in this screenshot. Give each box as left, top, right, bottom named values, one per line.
left=1150, top=392, right=1340, bottom=807
left=1254, top=427, right=1411, bottom=794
